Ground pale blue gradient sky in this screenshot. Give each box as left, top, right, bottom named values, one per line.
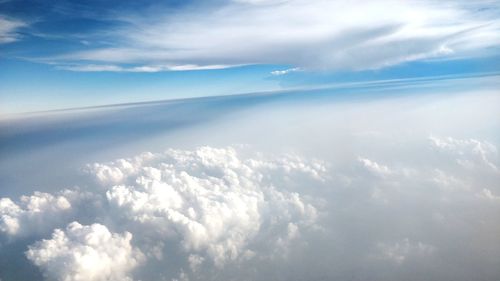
left=1, top=0, right=499, bottom=114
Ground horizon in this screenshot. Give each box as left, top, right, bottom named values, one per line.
left=1, top=0, right=500, bottom=114
left=2, top=71, right=500, bottom=117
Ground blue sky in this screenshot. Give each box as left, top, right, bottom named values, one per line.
left=1, top=0, right=500, bottom=114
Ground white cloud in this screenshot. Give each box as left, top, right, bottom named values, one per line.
left=1, top=146, right=324, bottom=280
left=0, top=191, right=73, bottom=236
left=477, top=188, right=500, bottom=201
left=13, top=137, right=496, bottom=279
left=270, top=67, right=301, bottom=76
left=52, top=0, right=500, bottom=71
left=1, top=86, right=500, bottom=280
left=57, top=64, right=235, bottom=73
left=89, top=146, right=320, bottom=266
left=429, top=136, right=498, bottom=171
left=0, top=15, right=27, bottom=44
left=358, top=157, right=393, bottom=177
left=1, top=136, right=499, bottom=280
left=26, top=222, right=143, bottom=281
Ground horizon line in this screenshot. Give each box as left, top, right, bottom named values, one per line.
left=2, top=71, right=499, bottom=120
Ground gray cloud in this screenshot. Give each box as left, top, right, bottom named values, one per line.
left=373, top=238, right=436, bottom=264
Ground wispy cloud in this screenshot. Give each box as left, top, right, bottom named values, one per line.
left=57, top=63, right=235, bottom=72
left=46, top=0, right=500, bottom=72
left=271, top=67, right=301, bottom=76
left=0, top=15, right=27, bottom=44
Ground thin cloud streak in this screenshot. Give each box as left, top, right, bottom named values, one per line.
left=57, top=63, right=237, bottom=72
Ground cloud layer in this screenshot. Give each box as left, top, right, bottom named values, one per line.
left=1, top=134, right=499, bottom=281
left=0, top=86, right=499, bottom=281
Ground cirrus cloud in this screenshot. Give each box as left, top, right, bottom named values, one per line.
left=0, top=15, right=27, bottom=44
left=47, top=0, right=500, bottom=72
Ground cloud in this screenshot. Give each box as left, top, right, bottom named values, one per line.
left=0, top=191, right=76, bottom=237
left=1, top=83, right=499, bottom=280
left=88, top=146, right=321, bottom=266
left=26, top=222, right=143, bottom=281
left=1, top=146, right=324, bottom=280
left=477, top=188, right=500, bottom=201
left=48, top=0, right=500, bottom=71
left=1, top=134, right=500, bottom=280
left=270, top=67, right=301, bottom=76
left=358, top=157, right=393, bottom=177
left=0, top=15, right=27, bottom=44
left=429, top=136, right=498, bottom=171
left=374, top=238, right=435, bottom=264
left=57, top=64, right=235, bottom=72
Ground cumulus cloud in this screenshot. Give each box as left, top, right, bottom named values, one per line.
left=1, top=134, right=499, bottom=280
left=50, top=0, right=500, bottom=71
left=1, top=81, right=499, bottom=280
left=1, top=82, right=500, bottom=280
left=358, top=157, right=393, bottom=177
left=5, top=136, right=498, bottom=279
left=1, top=146, right=324, bottom=280
left=429, top=136, right=498, bottom=171
left=354, top=136, right=500, bottom=202
left=0, top=191, right=76, bottom=237
left=88, top=146, right=321, bottom=266
left=26, top=222, right=143, bottom=281
left=0, top=15, right=27, bottom=44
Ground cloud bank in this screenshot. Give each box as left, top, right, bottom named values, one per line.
left=1, top=134, right=499, bottom=280
left=0, top=88, right=499, bottom=281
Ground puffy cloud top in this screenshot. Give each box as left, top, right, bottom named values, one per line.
left=1, top=135, right=499, bottom=281
left=1, top=146, right=325, bottom=281
left=0, top=192, right=72, bottom=236
left=26, top=222, right=142, bottom=281
left=88, top=146, right=321, bottom=266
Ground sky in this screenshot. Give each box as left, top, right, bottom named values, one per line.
left=1, top=0, right=500, bottom=114
left=0, top=1, right=500, bottom=281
